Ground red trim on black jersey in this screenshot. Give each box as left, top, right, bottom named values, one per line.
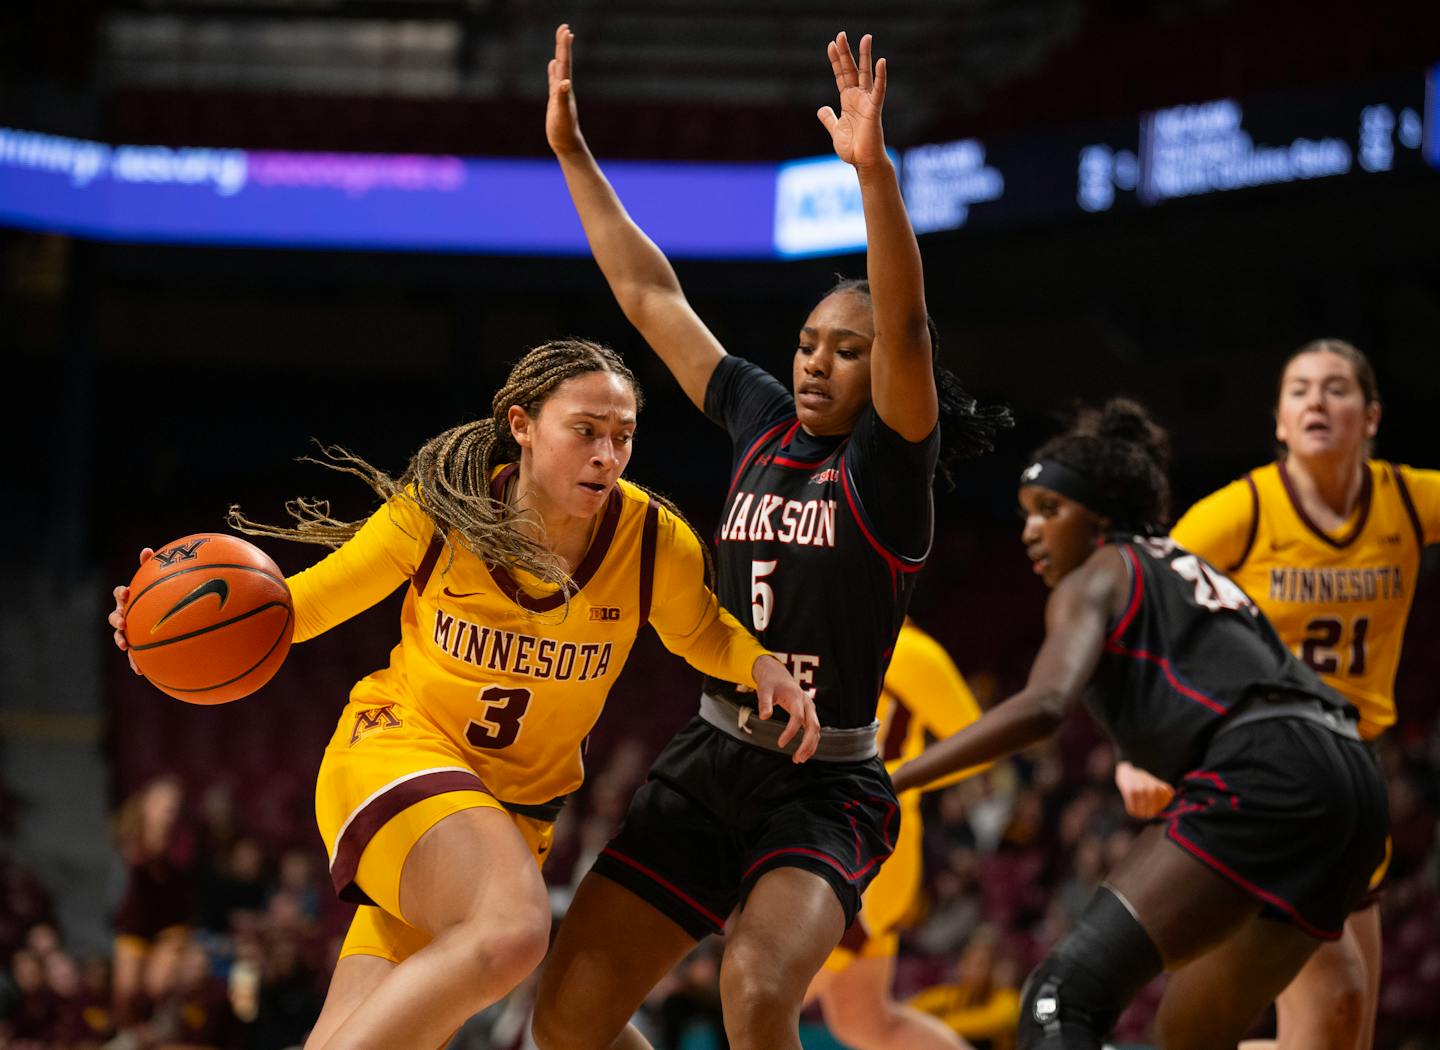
left=1278, top=459, right=1373, bottom=550
left=1103, top=642, right=1229, bottom=715
left=484, top=464, right=624, bottom=613
left=770, top=420, right=842, bottom=470
left=838, top=457, right=928, bottom=587
left=721, top=419, right=794, bottom=516
left=1106, top=545, right=1145, bottom=645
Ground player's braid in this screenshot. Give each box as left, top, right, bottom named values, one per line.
left=230, top=338, right=687, bottom=599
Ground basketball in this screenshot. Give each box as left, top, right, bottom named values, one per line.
left=124, top=533, right=294, bottom=705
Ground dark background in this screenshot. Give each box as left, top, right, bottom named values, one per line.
left=2, top=2, right=1438, bottom=1047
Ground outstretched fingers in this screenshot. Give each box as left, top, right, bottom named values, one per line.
left=553, top=24, right=574, bottom=88
left=831, top=31, right=858, bottom=89
left=557, top=23, right=572, bottom=79
left=857, top=33, right=872, bottom=91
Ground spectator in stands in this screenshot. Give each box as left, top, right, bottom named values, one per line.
left=112, top=775, right=195, bottom=1031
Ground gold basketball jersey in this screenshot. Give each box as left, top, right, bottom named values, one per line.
left=288, top=471, right=767, bottom=805
left=877, top=622, right=985, bottom=780
left=1173, top=460, right=1440, bottom=737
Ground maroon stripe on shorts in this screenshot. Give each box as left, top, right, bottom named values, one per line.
left=330, top=770, right=493, bottom=905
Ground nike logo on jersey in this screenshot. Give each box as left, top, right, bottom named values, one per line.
left=443, top=586, right=484, bottom=599
left=152, top=578, right=229, bottom=632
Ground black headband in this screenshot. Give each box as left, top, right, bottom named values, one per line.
left=1019, top=458, right=1111, bottom=517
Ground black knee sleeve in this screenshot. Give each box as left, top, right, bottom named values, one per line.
left=1018, top=885, right=1164, bottom=1050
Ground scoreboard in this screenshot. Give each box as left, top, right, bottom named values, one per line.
left=2, top=68, right=1436, bottom=259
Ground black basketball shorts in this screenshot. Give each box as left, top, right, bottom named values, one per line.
left=591, top=715, right=899, bottom=940
left=1160, top=715, right=1388, bottom=940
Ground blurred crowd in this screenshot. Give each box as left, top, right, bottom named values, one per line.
left=3, top=692, right=1439, bottom=1050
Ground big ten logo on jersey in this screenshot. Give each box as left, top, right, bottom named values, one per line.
left=350, top=704, right=402, bottom=745
left=589, top=606, right=622, bottom=621
left=720, top=490, right=838, bottom=548
left=152, top=538, right=210, bottom=567
left=771, top=651, right=820, bottom=698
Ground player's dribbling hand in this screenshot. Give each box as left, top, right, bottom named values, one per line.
left=816, top=31, right=888, bottom=173
left=1114, top=760, right=1174, bottom=819
left=109, top=548, right=154, bottom=675
left=546, top=23, right=586, bottom=158
left=753, top=656, right=821, bottom=764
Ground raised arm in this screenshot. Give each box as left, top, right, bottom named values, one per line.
left=819, top=32, right=937, bottom=442
left=889, top=547, right=1126, bottom=792
left=546, top=24, right=725, bottom=411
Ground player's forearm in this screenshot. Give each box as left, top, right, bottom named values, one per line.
left=857, top=159, right=930, bottom=360
left=285, top=503, right=417, bottom=642
left=658, top=600, right=768, bottom=689
left=891, top=688, right=1064, bottom=792
left=555, top=145, right=684, bottom=314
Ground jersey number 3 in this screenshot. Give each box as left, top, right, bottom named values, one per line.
left=466, top=685, right=532, bottom=750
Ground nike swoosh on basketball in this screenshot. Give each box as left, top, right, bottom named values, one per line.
left=152, top=578, right=230, bottom=633
left=443, top=586, right=484, bottom=599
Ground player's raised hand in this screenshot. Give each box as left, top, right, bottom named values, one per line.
left=546, top=23, right=586, bottom=158
left=108, top=548, right=154, bottom=674
left=753, top=656, right=821, bottom=763
left=816, top=31, right=888, bottom=171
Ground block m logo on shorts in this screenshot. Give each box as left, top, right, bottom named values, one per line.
left=350, top=705, right=403, bottom=745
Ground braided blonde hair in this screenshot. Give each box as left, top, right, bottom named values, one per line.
left=230, top=337, right=712, bottom=597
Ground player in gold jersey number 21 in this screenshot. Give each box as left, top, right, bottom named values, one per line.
left=1125, top=339, right=1440, bottom=1050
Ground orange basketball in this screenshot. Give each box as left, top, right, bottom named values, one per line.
left=125, top=533, right=294, bottom=705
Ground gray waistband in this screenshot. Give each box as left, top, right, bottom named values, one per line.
left=1217, top=694, right=1361, bottom=743
left=699, top=692, right=878, bottom=763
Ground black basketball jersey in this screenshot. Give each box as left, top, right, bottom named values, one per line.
left=702, top=357, right=939, bottom=729
left=1091, top=537, right=1351, bottom=783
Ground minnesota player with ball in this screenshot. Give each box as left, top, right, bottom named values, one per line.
left=109, top=338, right=819, bottom=1050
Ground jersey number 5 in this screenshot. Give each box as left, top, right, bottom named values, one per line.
left=1301, top=616, right=1371, bottom=677
left=751, top=560, right=778, bottom=631
left=466, top=685, right=532, bottom=750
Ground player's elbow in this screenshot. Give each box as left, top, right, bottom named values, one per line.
left=617, top=280, right=684, bottom=327
left=1025, top=688, right=1070, bottom=735
left=877, top=313, right=932, bottom=357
